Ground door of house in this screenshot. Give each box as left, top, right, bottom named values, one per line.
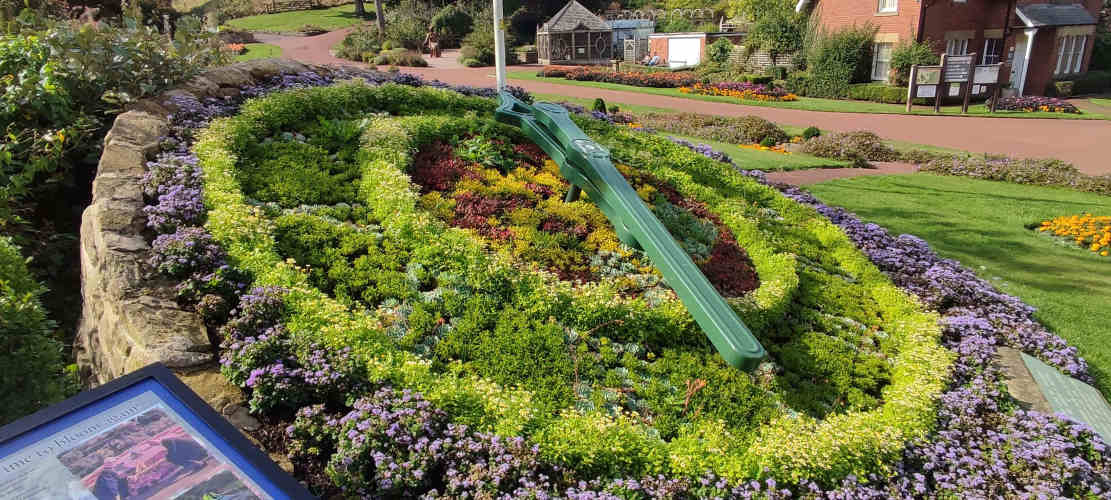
left=1010, top=35, right=1028, bottom=95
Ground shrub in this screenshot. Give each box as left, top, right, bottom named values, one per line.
left=802, top=126, right=821, bottom=139
left=759, top=136, right=777, bottom=147
left=769, top=65, right=789, bottom=80
left=592, top=98, right=607, bottom=114
left=461, top=57, right=482, bottom=67
left=1070, top=69, right=1111, bottom=95
left=847, top=82, right=905, bottom=103
left=889, top=39, right=939, bottom=85
left=921, top=154, right=1111, bottom=195
left=806, top=24, right=877, bottom=98
left=1049, top=80, right=1075, bottom=98
left=1092, top=31, right=1111, bottom=71
left=334, top=26, right=380, bottom=62
left=785, top=72, right=811, bottom=96
left=707, top=37, right=734, bottom=65
left=460, top=6, right=515, bottom=66
left=799, top=130, right=896, bottom=167
left=637, top=112, right=789, bottom=144
left=430, top=3, right=473, bottom=47
left=0, top=236, right=74, bottom=424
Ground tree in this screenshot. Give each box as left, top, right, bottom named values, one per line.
left=354, top=0, right=365, bottom=18
left=374, top=0, right=385, bottom=33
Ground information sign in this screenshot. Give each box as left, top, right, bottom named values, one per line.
left=974, top=64, right=1002, bottom=84
left=916, top=67, right=941, bottom=85
left=0, top=364, right=311, bottom=500
left=916, top=85, right=936, bottom=98
left=944, top=55, right=974, bottom=82
left=949, top=83, right=962, bottom=97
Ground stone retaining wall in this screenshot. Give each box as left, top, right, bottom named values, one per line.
left=75, top=59, right=332, bottom=440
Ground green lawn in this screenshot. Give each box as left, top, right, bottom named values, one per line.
left=235, top=43, right=283, bottom=61
left=510, top=71, right=1110, bottom=120
left=1089, top=98, right=1111, bottom=108
left=807, top=174, right=1111, bottom=394
left=663, top=133, right=850, bottom=171
left=224, top=4, right=364, bottom=32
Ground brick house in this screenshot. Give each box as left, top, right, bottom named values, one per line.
left=798, top=0, right=1101, bottom=95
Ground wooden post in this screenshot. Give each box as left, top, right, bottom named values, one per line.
left=935, top=54, right=947, bottom=114
left=906, top=65, right=918, bottom=113
left=961, top=53, right=976, bottom=114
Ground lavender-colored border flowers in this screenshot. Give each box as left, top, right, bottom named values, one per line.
left=139, top=70, right=1111, bottom=498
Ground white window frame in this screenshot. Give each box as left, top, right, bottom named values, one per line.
left=982, top=38, right=1003, bottom=65
left=1056, top=35, right=1087, bottom=75
left=877, top=0, right=896, bottom=13
left=872, top=42, right=893, bottom=81
left=946, top=38, right=969, bottom=56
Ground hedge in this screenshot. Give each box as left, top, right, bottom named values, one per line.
left=195, top=82, right=950, bottom=484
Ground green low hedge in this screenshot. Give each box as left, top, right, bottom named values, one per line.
left=847, top=83, right=906, bottom=104
left=196, top=82, right=950, bottom=484
left=0, top=236, right=74, bottom=424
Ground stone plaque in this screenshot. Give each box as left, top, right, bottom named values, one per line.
left=0, top=364, right=311, bottom=500
left=1023, top=353, right=1111, bottom=442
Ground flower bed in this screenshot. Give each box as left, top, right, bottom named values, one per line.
left=538, top=65, right=700, bottom=88
left=921, top=154, right=1111, bottom=196
left=1037, top=214, right=1111, bottom=257
left=135, top=70, right=1110, bottom=497
left=993, top=95, right=1079, bottom=113
left=679, top=82, right=798, bottom=102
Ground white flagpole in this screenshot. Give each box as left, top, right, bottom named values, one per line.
left=493, top=0, right=507, bottom=91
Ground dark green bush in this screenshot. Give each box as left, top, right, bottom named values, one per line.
left=592, top=98, right=607, bottom=114
left=334, top=26, right=381, bottom=62
left=459, top=5, right=515, bottom=66
left=461, top=57, right=482, bottom=67
left=802, top=126, right=821, bottom=139
left=889, top=39, right=938, bottom=86
left=1091, top=30, right=1111, bottom=71
left=769, top=65, right=789, bottom=80
left=806, top=24, right=877, bottom=98
left=785, top=72, right=811, bottom=96
left=707, top=37, right=734, bottom=65
left=1070, top=70, right=1111, bottom=95
left=1048, top=80, right=1075, bottom=98
left=759, top=136, right=777, bottom=147
left=430, top=4, right=473, bottom=47
left=0, top=236, right=75, bottom=424
left=847, top=82, right=906, bottom=103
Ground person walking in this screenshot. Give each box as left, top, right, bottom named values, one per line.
left=425, top=27, right=441, bottom=58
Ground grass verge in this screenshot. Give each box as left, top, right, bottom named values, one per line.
left=224, top=4, right=364, bottom=32
left=235, top=43, right=283, bottom=61
left=510, top=71, right=1110, bottom=120
left=807, top=173, right=1111, bottom=395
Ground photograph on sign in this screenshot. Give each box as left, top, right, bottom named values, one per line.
left=916, top=67, right=941, bottom=85
left=916, top=85, right=937, bottom=98
left=974, top=65, right=1001, bottom=84
left=949, top=83, right=961, bottom=96
left=1, top=392, right=265, bottom=499
left=0, top=364, right=311, bottom=500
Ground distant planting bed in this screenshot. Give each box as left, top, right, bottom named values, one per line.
left=509, top=70, right=1111, bottom=120
left=223, top=4, right=362, bottom=33
left=141, top=69, right=1111, bottom=497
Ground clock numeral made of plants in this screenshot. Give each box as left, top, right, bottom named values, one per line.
left=496, top=92, right=767, bottom=371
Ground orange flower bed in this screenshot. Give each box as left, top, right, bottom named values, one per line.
left=679, top=82, right=798, bottom=102
left=1038, top=213, right=1111, bottom=257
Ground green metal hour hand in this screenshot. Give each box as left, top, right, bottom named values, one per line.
left=495, top=92, right=767, bottom=371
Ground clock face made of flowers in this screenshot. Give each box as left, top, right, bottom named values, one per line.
left=0, top=364, right=312, bottom=500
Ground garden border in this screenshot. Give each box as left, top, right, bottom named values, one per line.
left=75, top=59, right=333, bottom=444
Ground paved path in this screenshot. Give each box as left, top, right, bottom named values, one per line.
left=256, top=29, right=1111, bottom=176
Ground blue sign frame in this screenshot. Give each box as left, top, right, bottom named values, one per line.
left=0, top=363, right=313, bottom=499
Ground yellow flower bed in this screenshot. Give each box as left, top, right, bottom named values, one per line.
left=679, top=83, right=798, bottom=102
left=738, top=143, right=790, bottom=154
left=1038, top=214, right=1111, bottom=257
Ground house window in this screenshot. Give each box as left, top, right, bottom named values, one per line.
left=872, top=42, right=893, bottom=81
left=877, top=0, right=896, bottom=13
left=1056, top=35, right=1087, bottom=75
left=946, top=38, right=969, bottom=55
left=982, top=38, right=1003, bottom=64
